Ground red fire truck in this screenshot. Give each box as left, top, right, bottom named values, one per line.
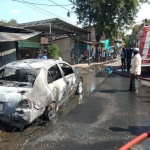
left=136, top=26, right=150, bottom=71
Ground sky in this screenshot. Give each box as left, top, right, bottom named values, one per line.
left=0, top=0, right=150, bottom=26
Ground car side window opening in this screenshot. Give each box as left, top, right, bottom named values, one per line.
left=59, top=63, right=74, bottom=76
left=47, top=64, right=62, bottom=83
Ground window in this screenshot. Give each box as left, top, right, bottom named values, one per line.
left=59, top=63, right=74, bottom=76
left=0, top=68, right=40, bottom=84
left=47, top=64, right=62, bottom=83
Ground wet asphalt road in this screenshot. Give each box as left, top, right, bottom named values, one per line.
left=0, top=63, right=150, bottom=150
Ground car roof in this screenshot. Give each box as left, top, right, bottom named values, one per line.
left=2, top=59, right=65, bottom=70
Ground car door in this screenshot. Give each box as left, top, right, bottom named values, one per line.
left=47, top=64, right=68, bottom=106
left=58, top=63, right=77, bottom=96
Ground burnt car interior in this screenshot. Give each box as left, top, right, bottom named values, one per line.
left=59, top=63, right=74, bottom=76
left=0, top=68, right=40, bottom=87
left=47, top=64, right=62, bottom=84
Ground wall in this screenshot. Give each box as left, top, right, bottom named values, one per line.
left=0, top=42, right=17, bottom=67
left=87, top=27, right=96, bottom=41
left=53, top=37, right=72, bottom=63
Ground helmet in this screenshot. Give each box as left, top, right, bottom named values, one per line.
left=133, top=48, right=139, bottom=52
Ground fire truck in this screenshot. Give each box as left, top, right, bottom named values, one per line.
left=136, top=26, right=150, bottom=71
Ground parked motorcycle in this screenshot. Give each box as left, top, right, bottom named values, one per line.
left=78, top=55, right=93, bottom=63
left=107, top=52, right=114, bottom=63
left=111, top=52, right=117, bottom=59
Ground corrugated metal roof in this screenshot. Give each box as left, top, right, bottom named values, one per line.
left=0, top=32, right=41, bottom=42
left=15, top=18, right=90, bottom=35
left=0, top=25, right=34, bottom=33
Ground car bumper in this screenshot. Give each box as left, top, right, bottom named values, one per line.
left=0, top=109, right=32, bottom=128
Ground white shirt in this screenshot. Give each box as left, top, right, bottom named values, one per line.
left=130, top=53, right=141, bottom=75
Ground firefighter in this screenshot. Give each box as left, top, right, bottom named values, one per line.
left=128, top=48, right=141, bottom=93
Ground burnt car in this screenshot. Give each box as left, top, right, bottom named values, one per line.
left=0, top=59, right=83, bottom=131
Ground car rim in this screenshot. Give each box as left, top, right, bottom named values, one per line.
left=48, top=103, right=56, bottom=120
left=48, top=106, right=53, bottom=120
left=78, top=80, right=83, bottom=93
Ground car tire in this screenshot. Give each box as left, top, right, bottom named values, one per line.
left=76, top=78, right=83, bottom=95
left=43, top=103, right=56, bottom=121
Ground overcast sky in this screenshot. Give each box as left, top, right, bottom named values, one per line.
left=0, top=0, right=150, bottom=25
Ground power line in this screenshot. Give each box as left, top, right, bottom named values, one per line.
left=20, top=2, right=54, bottom=18
left=48, top=0, right=74, bottom=13
left=12, top=0, right=73, bottom=6
left=17, top=0, right=76, bottom=24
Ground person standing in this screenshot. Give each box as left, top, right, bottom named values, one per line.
left=74, top=49, right=77, bottom=64
left=120, top=47, right=126, bottom=71
left=25, top=53, right=30, bottom=59
left=102, top=50, right=106, bottom=62
left=34, top=49, right=40, bottom=58
left=70, top=48, right=75, bottom=65
left=34, top=49, right=43, bottom=59
left=42, top=50, right=48, bottom=59
left=82, top=49, right=87, bottom=61
left=129, top=48, right=141, bottom=93
left=91, top=48, right=95, bottom=62
left=97, top=49, right=102, bottom=63
left=126, top=46, right=133, bottom=71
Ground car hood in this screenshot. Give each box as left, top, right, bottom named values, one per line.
left=0, top=87, right=31, bottom=114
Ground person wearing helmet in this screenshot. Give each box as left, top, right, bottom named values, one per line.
left=128, top=48, right=141, bottom=93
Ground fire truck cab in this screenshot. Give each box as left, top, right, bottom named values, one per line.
left=136, top=26, right=150, bottom=71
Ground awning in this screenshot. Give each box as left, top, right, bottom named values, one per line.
left=100, top=40, right=106, bottom=44
left=82, top=41, right=98, bottom=44
left=0, top=31, right=41, bottom=42
left=74, top=39, right=98, bottom=44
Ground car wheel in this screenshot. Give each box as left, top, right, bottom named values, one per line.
left=43, top=102, right=56, bottom=121
left=76, top=78, right=83, bottom=95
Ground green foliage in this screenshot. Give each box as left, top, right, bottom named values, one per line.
left=8, top=19, right=17, bottom=26
left=69, top=0, right=149, bottom=41
left=47, top=44, right=59, bottom=59
left=0, top=18, right=17, bottom=26
left=124, top=18, right=150, bottom=47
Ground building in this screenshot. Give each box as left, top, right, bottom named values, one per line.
left=15, top=18, right=91, bottom=63
left=0, top=25, right=40, bottom=67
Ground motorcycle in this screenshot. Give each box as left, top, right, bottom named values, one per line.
left=78, top=55, right=94, bottom=63
left=106, top=52, right=114, bottom=63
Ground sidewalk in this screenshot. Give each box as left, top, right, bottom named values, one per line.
left=72, top=57, right=121, bottom=69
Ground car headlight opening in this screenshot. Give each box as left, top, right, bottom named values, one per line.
left=17, top=100, right=32, bottom=109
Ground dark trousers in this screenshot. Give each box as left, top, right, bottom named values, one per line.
left=121, top=58, right=126, bottom=71
left=126, top=58, right=131, bottom=71
left=129, top=74, right=139, bottom=91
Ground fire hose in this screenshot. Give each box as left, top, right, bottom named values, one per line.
left=113, top=57, right=150, bottom=82
left=113, top=57, right=150, bottom=150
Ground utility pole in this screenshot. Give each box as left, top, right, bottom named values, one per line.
left=88, top=0, right=91, bottom=65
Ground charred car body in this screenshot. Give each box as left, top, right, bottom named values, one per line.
left=0, top=59, right=83, bottom=131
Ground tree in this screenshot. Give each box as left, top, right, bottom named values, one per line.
left=124, top=18, right=150, bottom=47
left=8, top=19, right=17, bottom=26
left=69, top=0, right=149, bottom=42
left=0, top=18, right=17, bottom=26
left=47, top=44, right=59, bottom=59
